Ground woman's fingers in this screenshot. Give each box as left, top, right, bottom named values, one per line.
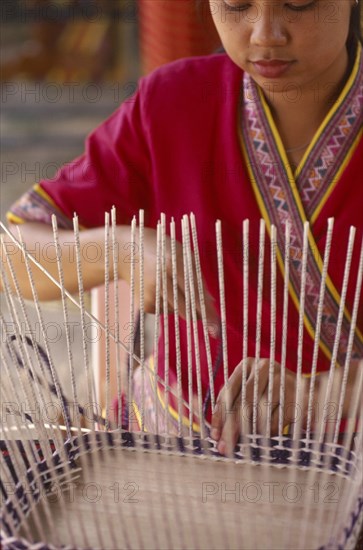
left=211, top=360, right=299, bottom=453
left=211, top=359, right=266, bottom=442
left=269, top=372, right=298, bottom=434
left=216, top=360, right=272, bottom=455
left=165, top=275, right=187, bottom=319
left=211, top=361, right=247, bottom=441
left=217, top=398, right=241, bottom=457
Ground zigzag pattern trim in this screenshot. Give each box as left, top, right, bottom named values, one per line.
left=240, top=58, right=363, bottom=365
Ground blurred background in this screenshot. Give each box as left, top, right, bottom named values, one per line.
left=1, top=0, right=220, bottom=219
left=0, top=0, right=220, bottom=415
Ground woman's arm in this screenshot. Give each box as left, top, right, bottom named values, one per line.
left=1, top=222, right=218, bottom=323
left=1, top=222, right=131, bottom=300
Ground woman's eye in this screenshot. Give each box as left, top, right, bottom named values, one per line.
left=285, top=1, right=316, bottom=11
left=223, top=0, right=316, bottom=13
left=223, top=1, right=251, bottom=12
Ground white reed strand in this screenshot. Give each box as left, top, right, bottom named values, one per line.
left=103, top=212, right=111, bottom=431
left=90, top=443, right=118, bottom=550
left=294, top=223, right=333, bottom=548
left=190, top=213, right=215, bottom=410
left=0, top=455, right=22, bottom=536
left=0, top=383, right=67, bottom=543
left=0, top=449, right=40, bottom=543
left=160, top=213, right=170, bottom=435
left=0, top=340, right=43, bottom=453
left=78, top=454, right=107, bottom=550
left=73, top=452, right=104, bottom=547
left=348, top=362, right=363, bottom=461
left=184, top=215, right=205, bottom=439
left=152, top=222, right=162, bottom=435
left=305, top=217, right=334, bottom=441
left=0, top=354, right=54, bottom=544
left=182, top=216, right=194, bottom=440
left=319, top=474, right=349, bottom=550
left=179, top=456, right=204, bottom=549
left=1, top=235, right=64, bottom=451
left=298, top=462, right=334, bottom=550
left=149, top=446, right=174, bottom=550
left=216, top=219, right=236, bottom=454
left=0, top=324, right=79, bottom=547
left=335, top=429, right=363, bottom=550
left=266, top=224, right=277, bottom=438
left=170, top=218, right=183, bottom=437
left=0, top=451, right=29, bottom=536
left=333, top=234, right=363, bottom=447
left=0, top=335, right=49, bottom=455
left=128, top=216, right=137, bottom=432
left=208, top=458, right=230, bottom=550
left=163, top=429, right=189, bottom=549
left=320, top=375, right=363, bottom=550
left=3, top=227, right=193, bottom=411
left=50, top=218, right=92, bottom=545
left=241, top=219, right=249, bottom=436
left=142, top=448, right=166, bottom=548
left=0, top=222, right=142, bottom=365
left=111, top=207, right=123, bottom=429
left=0, top=244, right=63, bottom=456
left=8, top=233, right=71, bottom=461
left=318, top=226, right=356, bottom=444
left=73, top=215, right=107, bottom=546
left=216, top=220, right=228, bottom=387
left=304, top=372, right=362, bottom=550
left=5, top=225, right=187, bottom=410
left=138, top=209, right=146, bottom=432
left=51, top=216, right=82, bottom=436
left=73, top=215, right=96, bottom=432
left=223, top=456, right=244, bottom=550
left=278, top=221, right=290, bottom=441
left=280, top=457, right=302, bottom=550
left=253, top=220, right=265, bottom=439
left=299, top=374, right=344, bottom=549
left=341, top=360, right=363, bottom=470
left=4, top=306, right=90, bottom=550
left=292, top=221, right=309, bottom=442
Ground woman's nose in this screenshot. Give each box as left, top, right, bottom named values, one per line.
left=250, top=5, right=288, bottom=48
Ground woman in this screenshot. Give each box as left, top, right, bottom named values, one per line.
left=4, top=0, right=363, bottom=453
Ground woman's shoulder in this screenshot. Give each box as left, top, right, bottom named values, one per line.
left=145, top=52, right=241, bottom=79
left=138, top=54, right=243, bottom=106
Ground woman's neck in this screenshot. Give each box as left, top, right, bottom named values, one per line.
left=261, top=47, right=351, bottom=170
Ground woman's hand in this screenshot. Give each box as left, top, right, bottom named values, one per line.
left=210, top=357, right=362, bottom=456
left=210, top=358, right=307, bottom=455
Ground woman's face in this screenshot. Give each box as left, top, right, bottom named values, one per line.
left=209, top=0, right=354, bottom=94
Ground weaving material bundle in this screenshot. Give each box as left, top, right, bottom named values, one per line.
left=0, top=213, right=362, bottom=550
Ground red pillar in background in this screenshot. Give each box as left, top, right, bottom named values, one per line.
left=138, top=0, right=221, bottom=74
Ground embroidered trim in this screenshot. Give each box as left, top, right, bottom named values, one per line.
left=6, top=183, right=73, bottom=229
left=240, top=47, right=363, bottom=366
left=310, top=129, right=362, bottom=225
left=132, top=356, right=201, bottom=434
left=296, top=48, right=363, bottom=220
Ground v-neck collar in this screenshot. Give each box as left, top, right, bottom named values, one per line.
left=239, top=46, right=363, bottom=366
left=250, top=45, right=363, bottom=224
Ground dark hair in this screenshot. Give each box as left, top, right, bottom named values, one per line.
left=348, top=2, right=363, bottom=48
left=198, top=1, right=363, bottom=46
left=200, top=0, right=363, bottom=57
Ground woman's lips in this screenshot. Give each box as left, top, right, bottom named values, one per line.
left=251, top=60, right=294, bottom=78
